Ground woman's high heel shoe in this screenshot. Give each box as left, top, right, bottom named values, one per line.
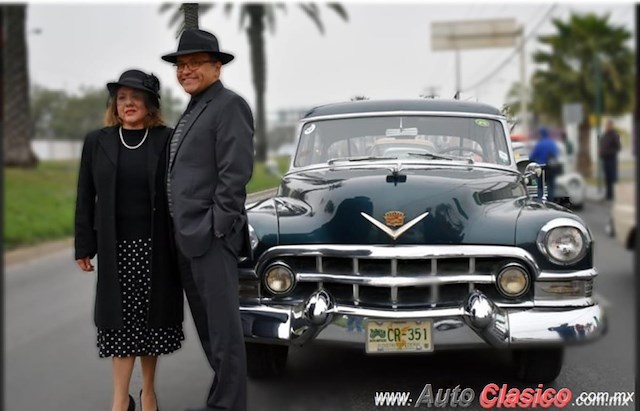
left=140, top=389, right=159, bottom=411
left=127, top=394, right=135, bottom=411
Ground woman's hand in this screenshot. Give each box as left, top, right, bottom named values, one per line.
left=76, top=257, right=95, bottom=272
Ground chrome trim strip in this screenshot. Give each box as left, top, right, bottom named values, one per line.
left=295, top=272, right=495, bottom=287
left=286, top=160, right=520, bottom=175
left=333, top=305, right=466, bottom=319
left=533, top=297, right=595, bottom=308
left=301, top=111, right=506, bottom=122
left=538, top=268, right=598, bottom=281
left=256, top=245, right=541, bottom=276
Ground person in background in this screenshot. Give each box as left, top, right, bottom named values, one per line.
left=599, top=119, right=622, bottom=201
left=529, top=127, right=559, bottom=201
left=75, top=69, right=183, bottom=411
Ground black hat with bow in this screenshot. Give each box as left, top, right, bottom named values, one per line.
left=106, top=70, right=161, bottom=100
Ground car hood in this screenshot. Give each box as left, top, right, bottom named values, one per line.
left=275, top=165, right=527, bottom=245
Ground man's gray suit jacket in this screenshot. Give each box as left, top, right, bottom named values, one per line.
left=168, top=80, right=254, bottom=258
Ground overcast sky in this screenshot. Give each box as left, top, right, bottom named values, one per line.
left=26, top=2, right=634, bottom=119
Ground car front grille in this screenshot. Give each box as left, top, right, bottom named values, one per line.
left=258, top=245, right=538, bottom=309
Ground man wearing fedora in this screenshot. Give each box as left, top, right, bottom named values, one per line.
left=162, top=29, right=254, bottom=411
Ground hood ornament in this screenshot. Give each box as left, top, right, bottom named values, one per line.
left=361, top=211, right=429, bottom=240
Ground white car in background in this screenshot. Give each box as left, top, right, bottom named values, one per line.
left=512, top=140, right=586, bottom=209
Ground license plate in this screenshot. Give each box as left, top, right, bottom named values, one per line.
left=365, top=319, right=433, bottom=353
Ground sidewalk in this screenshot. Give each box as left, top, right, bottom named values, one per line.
left=586, top=184, right=606, bottom=202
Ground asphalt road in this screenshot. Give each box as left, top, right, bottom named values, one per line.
left=5, top=199, right=634, bottom=411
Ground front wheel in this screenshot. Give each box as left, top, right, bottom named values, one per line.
left=513, top=347, right=564, bottom=383
left=245, top=342, right=289, bottom=379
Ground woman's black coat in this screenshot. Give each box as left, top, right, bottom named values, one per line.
left=75, top=125, right=183, bottom=329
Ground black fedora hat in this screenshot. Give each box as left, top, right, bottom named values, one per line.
left=106, top=69, right=161, bottom=99
left=161, top=29, right=234, bottom=64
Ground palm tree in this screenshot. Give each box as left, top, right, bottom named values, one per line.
left=161, top=3, right=348, bottom=162
left=160, top=3, right=212, bottom=34
left=530, top=12, right=633, bottom=177
left=3, top=5, right=38, bottom=167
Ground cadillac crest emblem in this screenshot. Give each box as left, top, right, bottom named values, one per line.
left=384, top=211, right=405, bottom=227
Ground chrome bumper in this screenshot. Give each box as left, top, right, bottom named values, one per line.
left=240, top=290, right=606, bottom=349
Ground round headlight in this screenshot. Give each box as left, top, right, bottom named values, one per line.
left=264, top=263, right=295, bottom=295
left=538, top=221, right=589, bottom=265
left=497, top=264, right=530, bottom=297
left=545, top=227, right=585, bottom=263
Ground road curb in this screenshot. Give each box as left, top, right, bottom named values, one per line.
left=4, top=187, right=279, bottom=268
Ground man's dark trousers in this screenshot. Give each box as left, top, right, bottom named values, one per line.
left=176, top=234, right=247, bottom=411
left=602, top=157, right=617, bottom=200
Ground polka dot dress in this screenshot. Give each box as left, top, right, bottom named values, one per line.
left=97, top=238, right=184, bottom=358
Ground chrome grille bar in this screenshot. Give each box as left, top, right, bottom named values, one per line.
left=295, top=273, right=495, bottom=287
left=430, top=258, right=438, bottom=306
left=391, top=259, right=398, bottom=309
left=316, top=256, right=323, bottom=290
left=257, top=244, right=540, bottom=276
left=352, top=258, right=360, bottom=305
left=468, top=257, right=476, bottom=293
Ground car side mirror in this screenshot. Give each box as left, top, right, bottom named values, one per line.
left=266, top=159, right=283, bottom=179
left=523, top=162, right=542, bottom=185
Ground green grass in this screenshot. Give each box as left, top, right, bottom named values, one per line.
left=4, top=156, right=291, bottom=250
left=4, top=160, right=80, bottom=250
left=246, top=156, right=290, bottom=193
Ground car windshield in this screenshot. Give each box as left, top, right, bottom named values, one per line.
left=294, top=115, right=511, bottom=168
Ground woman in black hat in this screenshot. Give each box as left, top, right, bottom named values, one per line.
left=75, top=69, right=183, bottom=411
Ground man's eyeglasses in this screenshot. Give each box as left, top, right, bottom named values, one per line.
left=173, top=60, right=214, bottom=72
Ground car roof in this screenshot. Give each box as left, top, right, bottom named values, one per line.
left=302, top=99, right=503, bottom=119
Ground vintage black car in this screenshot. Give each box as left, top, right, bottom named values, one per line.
left=239, top=99, right=605, bottom=382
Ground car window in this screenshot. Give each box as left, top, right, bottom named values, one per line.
left=295, top=116, right=510, bottom=167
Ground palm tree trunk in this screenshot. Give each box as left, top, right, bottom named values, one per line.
left=577, top=118, right=592, bottom=177
left=247, top=5, right=267, bottom=162
left=3, top=5, right=37, bottom=168
left=182, top=3, right=199, bottom=30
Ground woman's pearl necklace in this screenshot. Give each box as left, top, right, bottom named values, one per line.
left=119, top=126, right=148, bottom=150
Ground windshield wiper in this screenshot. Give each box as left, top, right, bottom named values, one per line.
left=327, top=156, right=397, bottom=165
left=406, top=152, right=475, bottom=164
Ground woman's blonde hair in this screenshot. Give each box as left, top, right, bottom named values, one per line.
left=103, top=89, right=165, bottom=128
